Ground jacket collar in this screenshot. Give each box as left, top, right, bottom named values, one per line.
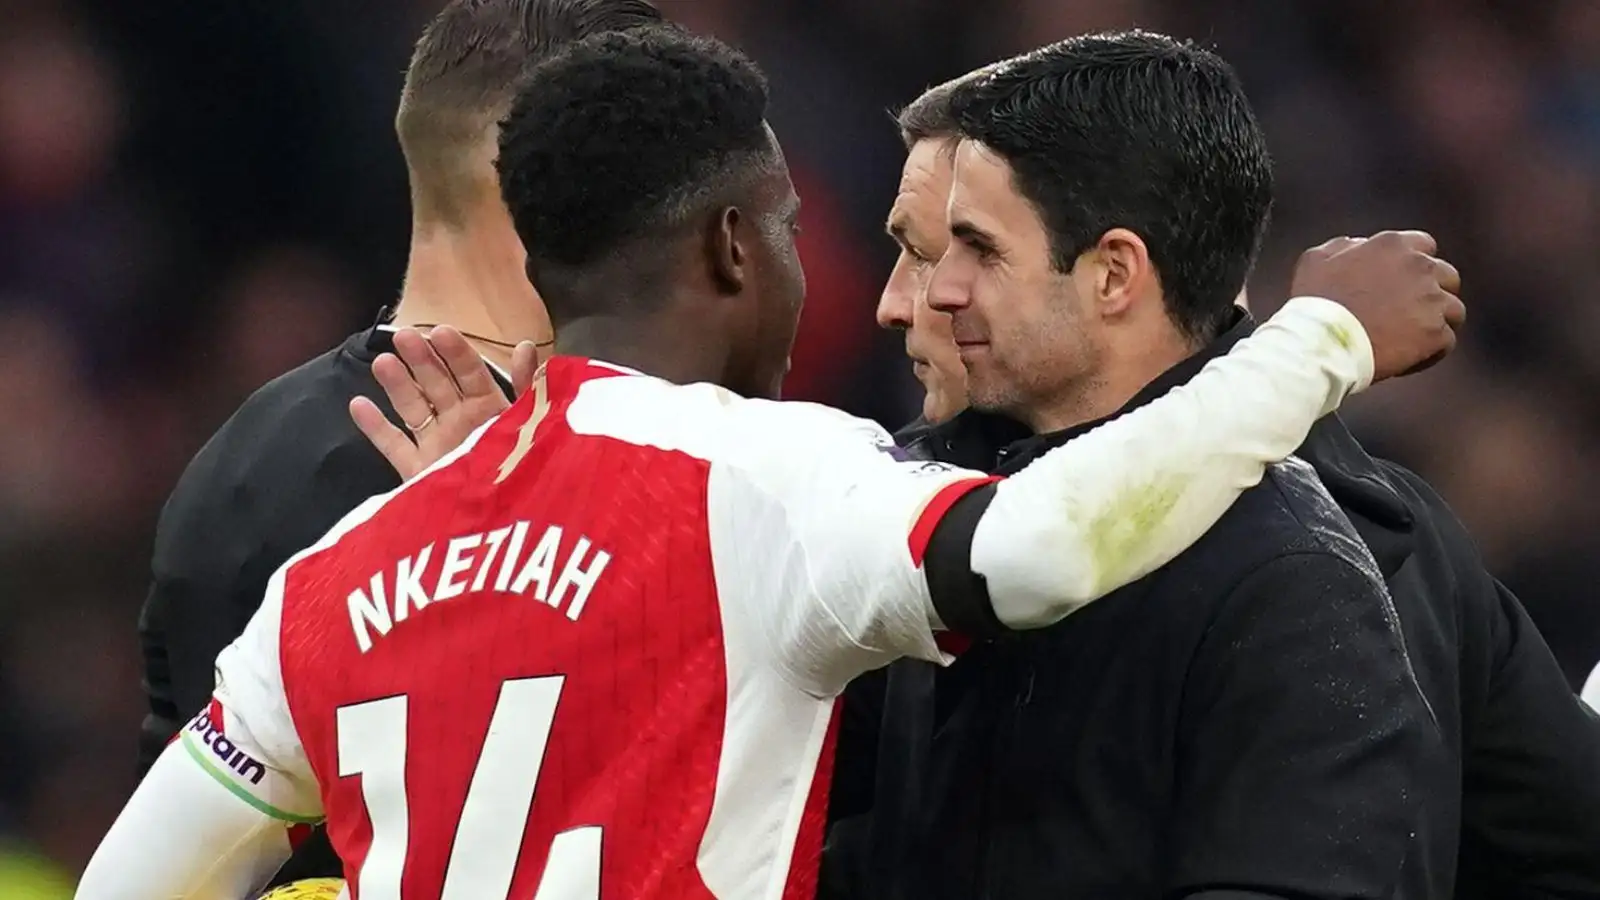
left=896, top=408, right=1032, bottom=470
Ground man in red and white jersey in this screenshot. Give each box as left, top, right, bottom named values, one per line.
left=77, top=28, right=1462, bottom=900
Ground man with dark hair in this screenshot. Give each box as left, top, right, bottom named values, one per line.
left=81, top=27, right=1460, bottom=899
left=133, top=0, right=662, bottom=889
left=860, top=32, right=1600, bottom=900
left=938, top=32, right=1279, bottom=426
left=494, top=25, right=798, bottom=380
left=857, top=32, right=1461, bottom=900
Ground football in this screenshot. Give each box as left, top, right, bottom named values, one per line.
left=256, top=878, right=346, bottom=900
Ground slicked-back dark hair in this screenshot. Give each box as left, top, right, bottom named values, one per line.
left=946, top=31, right=1273, bottom=342
left=897, top=80, right=959, bottom=148
left=397, top=0, right=664, bottom=227
left=497, top=27, right=777, bottom=326
left=895, top=63, right=1002, bottom=149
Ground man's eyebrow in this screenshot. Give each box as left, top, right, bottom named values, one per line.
left=950, top=219, right=997, bottom=250
left=884, top=215, right=917, bottom=250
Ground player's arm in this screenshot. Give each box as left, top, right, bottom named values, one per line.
left=924, top=295, right=1375, bottom=636
left=76, top=720, right=311, bottom=899
left=925, top=228, right=1467, bottom=642
left=1163, top=553, right=1446, bottom=899
left=750, top=296, right=1374, bottom=697
left=82, top=570, right=323, bottom=900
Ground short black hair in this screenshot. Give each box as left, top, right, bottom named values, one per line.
left=897, top=80, right=959, bottom=148
left=497, top=27, right=777, bottom=325
left=895, top=63, right=1004, bottom=148
left=398, top=0, right=665, bottom=227
left=946, top=30, right=1273, bottom=341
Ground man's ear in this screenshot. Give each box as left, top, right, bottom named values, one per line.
left=707, top=205, right=747, bottom=294
left=1088, top=227, right=1155, bottom=319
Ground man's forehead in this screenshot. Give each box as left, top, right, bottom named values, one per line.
left=950, top=139, right=1033, bottom=226
left=898, top=139, right=954, bottom=190
left=891, top=140, right=956, bottom=222
left=952, top=140, right=1015, bottom=195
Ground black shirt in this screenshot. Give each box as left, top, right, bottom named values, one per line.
left=856, top=317, right=1452, bottom=899
left=137, top=316, right=511, bottom=885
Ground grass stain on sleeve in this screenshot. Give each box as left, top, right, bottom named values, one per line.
left=1325, top=320, right=1355, bottom=353
left=1082, top=474, right=1187, bottom=598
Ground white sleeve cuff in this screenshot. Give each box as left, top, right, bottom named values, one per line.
left=1276, top=295, right=1376, bottom=394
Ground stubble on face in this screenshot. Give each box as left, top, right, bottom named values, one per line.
left=941, top=140, right=1099, bottom=428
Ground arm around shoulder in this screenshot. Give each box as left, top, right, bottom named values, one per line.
left=960, top=297, right=1376, bottom=631
left=727, top=297, right=1378, bottom=695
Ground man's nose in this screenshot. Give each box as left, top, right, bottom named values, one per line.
left=876, top=281, right=914, bottom=330
left=926, top=255, right=971, bottom=315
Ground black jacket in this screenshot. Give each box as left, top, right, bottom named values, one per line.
left=1183, top=316, right=1600, bottom=898
left=1254, top=357, right=1600, bottom=897
left=851, top=319, right=1453, bottom=900
left=833, top=311, right=1600, bottom=900
left=137, top=316, right=510, bottom=885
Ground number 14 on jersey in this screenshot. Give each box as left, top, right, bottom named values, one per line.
left=336, top=676, right=600, bottom=900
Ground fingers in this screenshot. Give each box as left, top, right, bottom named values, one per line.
left=1320, top=235, right=1365, bottom=254
left=391, top=328, right=462, bottom=410
left=1443, top=292, right=1467, bottom=329
left=1373, top=229, right=1438, bottom=255
left=1401, top=336, right=1455, bottom=378
left=372, top=352, right=437, bottom=433
left=512, top=342, right=539, bottom=397
left=428, top=326, right=501, bottom=402
left=1431, top=255, right=1462, bottom=295
left=350, top=396, right=423, bottom=480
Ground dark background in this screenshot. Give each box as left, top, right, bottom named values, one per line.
left=1, top=0, right=1596, bottom=891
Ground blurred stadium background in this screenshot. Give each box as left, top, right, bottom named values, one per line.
left=0, top=0, right=1595, bottom=892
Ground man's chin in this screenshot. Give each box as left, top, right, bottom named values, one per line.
left=965, top=383, right=1017, bottom=418
left=922, top=394, right=969, bottom=425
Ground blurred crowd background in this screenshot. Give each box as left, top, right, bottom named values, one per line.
left=0, top=0, right=1595, bottom=892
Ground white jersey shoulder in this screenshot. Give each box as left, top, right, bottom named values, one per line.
left=566, top=376, right=986, bottom=697
left=565, top=375, right=952, bottom=480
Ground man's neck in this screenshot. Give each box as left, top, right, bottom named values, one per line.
left=1024, top=326, right=1195, bottom=434
left=556, top=313, right=730, bottom=390
left=393, top=220, right=546, bottom=371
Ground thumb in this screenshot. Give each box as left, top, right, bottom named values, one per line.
left=512, top=341, right=539, bottom=397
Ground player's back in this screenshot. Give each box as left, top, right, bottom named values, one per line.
left=272, top=358, right=842, bottom=900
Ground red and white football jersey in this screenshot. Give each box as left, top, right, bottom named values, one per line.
left=83, top=297, right=1375, bottom=900
left=204, top=356, right=995, bottom=900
